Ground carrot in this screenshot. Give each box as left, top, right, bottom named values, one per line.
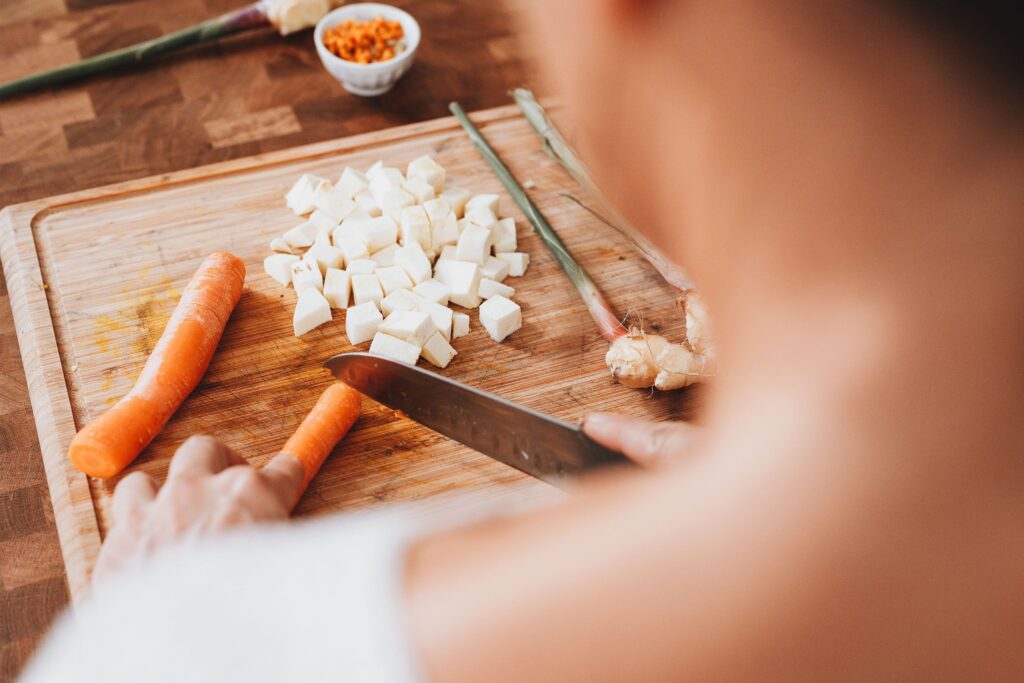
left=280, top=382, right=362, bottom=503
left=69, top=252, right=246, bottom=478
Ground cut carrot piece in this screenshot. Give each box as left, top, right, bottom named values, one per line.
left=281, top=382, right=362, bottom=503
left=69, top=252, right=246, bottom=478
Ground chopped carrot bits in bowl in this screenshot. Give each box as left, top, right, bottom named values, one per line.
left=323, top=17, right=405, bottom=64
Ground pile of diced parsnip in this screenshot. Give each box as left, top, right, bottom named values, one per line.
left=264, top=156, right=530, bottom=368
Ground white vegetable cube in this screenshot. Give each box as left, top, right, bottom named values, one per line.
left=435, top=260, right=482, bottom=308
left=440, top=187, right=471, bottom=218
left=366, top=160, right=384, bottom=177
left=323, top=268, right=351, bottom=309
left=345, top=301, right=383, bottom=345
left=413, top=279, right=450, bottom=306
left=457, top=218, right=470, bottom=234
left=430, top=212, right=460, bottom=248
left=309, top=208, right=340, bottom=233
left=346, top=259, right=377, bottom=274
left=481, top=255, right=510, bottom=282
left=336, top=167, right=369, bottom=199
left=369, top=332, right=421, bottom=365
left=379, top=310, right=434, bottom=347
left=335, top=233, right=370, bottom=266
left=437, top=245, right=458, bottom=261
left=368, top=166, right=406, bottom=200
left=303, top=240, right=344, bottom=274
left=351, top=273, right=384, bottom=306
left=313, top=184, right=357, bottom=222
left=402, top=177, right=436, bottom=203
left=465, top=206, right=498, bottom=229
left=496, top=252, right=530, bottom=277
left=415, top=299, right=454, bottom=340
left=370, top=243, right=399, bottom=267
left=492, top=217, right=517, bottom=253
left=479, top=278, right=515, bottom=300
left=466, top=193, right=500, bottom=216
left=379, top=187, right=415, bottom=223
left=293, top=289, right=332, bottom=337
left=381, top=289, right=421, bottom=316
left=456, top=223, right=494, bottom=265
left=376, top=266, right=413, bottom=295
left=286, top=174, right=327, bottom=215
left=421, top=332, right=457, bottom=369
left=353, top=189, right=382, bottom=217
left=264, top=254, right=299, bottom=286
left=269, top=237, right=294, bottom=254
left=452, top=312, right=470, bottom=339
left=479, top=295, right=522, bottom=342
left=283, top=220, right=319, bottom=249
left=395, top=243, right=433, bottom=285
left=399, top=205, right=431, bottom=250
left=406, top=155, right=446, bottom=194
left=290, top=260, right=323, bottom=294
left=422, top=198, right=450, bottom=225
left=358, top=216, right=399, bottom=252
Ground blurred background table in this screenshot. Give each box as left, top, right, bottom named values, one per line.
left=0, top=0, right=533, bottom=677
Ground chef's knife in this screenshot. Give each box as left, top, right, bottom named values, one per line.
left=324, top=352, right=629, bottom=484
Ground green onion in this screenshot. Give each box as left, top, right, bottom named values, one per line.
left=449, top=101, right=626, bottom=343
left=0, top=3, right=269, bottom=101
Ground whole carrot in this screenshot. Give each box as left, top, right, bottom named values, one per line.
left=69, top=252, right=246, bottom=478
left=280, top=382, right=362, bottom=505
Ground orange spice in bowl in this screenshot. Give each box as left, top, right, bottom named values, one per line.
left=322, top=16, right=405, bottom=64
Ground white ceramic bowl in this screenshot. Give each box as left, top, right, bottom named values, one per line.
left=314, top=3, right=420, bottom=97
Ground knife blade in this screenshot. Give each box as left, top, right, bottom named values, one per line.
left=324, top=352, right=628, bottom=484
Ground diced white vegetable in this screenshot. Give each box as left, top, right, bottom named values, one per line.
left=381, top=289, right=421, bottom=316
left=456, top=223, right=494, bottom=265
left=336, top=167, right=369, bottom=199
left=345, top=301, right=383, bottom=345
left=452, top=312, right=470, bottom=339
left=366, top=160, right=384, bottom=177
left=492, top=217, right=517, bottom=254
left=395, top=242, right=433, bottom=285
left=437, top=245, right=458, bottom=261
left=264, top=253, right=299, bottom=286
left=379, top=187, right=415, bottom=223
left=369, top=167, right=406, bottom=204
left=421, top=332, right=457, bottom=368
left=435, top=260, right=482, bottom=308
left=304, top=240, right=344, bottom=274
left=466, top=194, right=500, bottom=216
left=376, top=266, right=413, bottom=295
left=402, top=177, right=436, bottom=203
left=481, top=255, right=510, bottom=282
left=400, top=205, right=431, bottom=250
left=360, top=215, right=398, bottom=251
left=422, top=198, right=450, bottom=225
left=466, top=206, right=498, bottom=228
left=406, top=155, right=446, bottom=194
left=413, top=279, right=450, bottom=306
left=414, top=299, right=454, bottom=340
left=293, top=289, right=332, bottom=337
left=335, top=211, right=372, bottom=243
left=370, top=243, right=399, bottom=267
left=496, top=252, right=530, bottom=277
left=269, top=237, right=294, bottom=254
left=430, top=212, right=460, bottom=248
left=313, top=184, right=357, bottom=222
left=353, top=189, right=382, bottom=217
left=346, top=259, right=377, bottom=274
left=457, top=218, right=470, bottom=234
left=334, top=233, right=370, bottom=266
left=283, top=220, right=319, bottom=249
left=310, top=208, right=341, bottom=234
left=479, top=278, right=515, bottom=300
left=379, top=310, right=434, bottom=347
left=290, top=260, right=323, bottom=294
left=323, top=268, right=351, bottom=309
left=351, top=273, right=384, bottom=306
left=479, top=295, right=522, bottom=342
left=286, top=174, right=327, bottom=215
left=369, top=332, right=421, bottom=365
left=440, top=187, right=471, bottom=218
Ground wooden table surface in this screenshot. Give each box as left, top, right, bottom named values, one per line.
left=0, top=0, right=533, bottom=677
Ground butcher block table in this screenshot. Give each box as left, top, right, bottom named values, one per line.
left=0, top=1, right=694, bottom=679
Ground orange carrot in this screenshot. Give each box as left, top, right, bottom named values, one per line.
left=69, top=252, right=246, bottom=478
left=281, top=382, right=362, bottom=502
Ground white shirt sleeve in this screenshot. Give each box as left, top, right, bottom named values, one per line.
left=21, top=509, right=426, bottom=683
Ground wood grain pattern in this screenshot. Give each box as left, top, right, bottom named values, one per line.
left=1, top=105, right=694, bottom=607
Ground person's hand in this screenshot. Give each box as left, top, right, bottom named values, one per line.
left=583, top=413, right=701, bottom=467
left=93, top=435, right=305, bottom=584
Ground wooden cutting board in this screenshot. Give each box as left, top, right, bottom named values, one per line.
left=0, top=104, right=694, bottom=600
